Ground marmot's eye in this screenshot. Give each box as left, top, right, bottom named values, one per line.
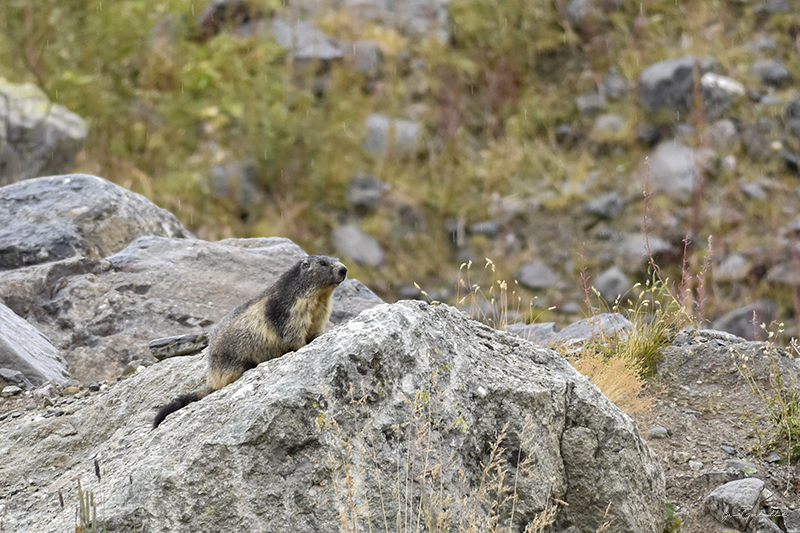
left=320, top=260, right=328, bottom=267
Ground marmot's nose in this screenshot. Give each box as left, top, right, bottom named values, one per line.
left=337, top=264, right=347, bottom=281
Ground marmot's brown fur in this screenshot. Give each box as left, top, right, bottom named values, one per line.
left=153, top=255, right=347, bottom=428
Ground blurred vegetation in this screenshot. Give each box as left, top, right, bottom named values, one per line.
left=737, top=328, right=800, bottom=464
left=0, top=0, right=798, bottom=320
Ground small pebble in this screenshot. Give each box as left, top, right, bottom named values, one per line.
left=61, top=386, right=80, bottom=396
left=647, top=426, right=669, bottom=438
left=688, top=460, right=703, bottom=471
left=1, top=385, right=23, bottom=397
left=726, top=459, right=757, bottom=472
left=720, top=445, right=737, bottom=455
left=673, top=451, right=692, bottom=464
left=33, top=383, right=57, bottom=401
left=88, top=382, right=101, bottom=392
left=765, top=451, right=782, bottom=463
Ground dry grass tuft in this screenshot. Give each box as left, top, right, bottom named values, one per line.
left=570, top=353, right=652, bottom=416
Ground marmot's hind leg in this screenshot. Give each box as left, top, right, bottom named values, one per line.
left=207, top=362, right=255, bottom=390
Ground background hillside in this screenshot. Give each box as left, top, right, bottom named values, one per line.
left=2, top=0, right=799, bottom=336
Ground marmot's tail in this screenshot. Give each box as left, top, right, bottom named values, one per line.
left=152, top=387, right=213, bottom=428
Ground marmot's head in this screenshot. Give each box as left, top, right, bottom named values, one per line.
left=302, top=255, right=347, bottom=287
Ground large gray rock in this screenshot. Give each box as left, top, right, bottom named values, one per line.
left=784, top=95, right=800, bottom=139
left=344, top=40, right=383, bottom=74
left=704, top=478, right=764, bottom=531
left=554, top=313, right=633, bottom=342
left=508, top=313, right=636, bottom=346
left=196, top=0, right=250, bottom=38
left=601, top=67, right=630, bottom=100
left=714, top=253, right=750, bottom=282
left=516, top=262, right=561, bottom=290
left=331, top=224, right=385, bottom=267
left=753, top=0, right=791, bottom=15
left=0, top=78, right=88, bottom=185
left=564, top=0, right=604, bottom=30
left=637, top=56, right=718, bottom=112
left=593, top=266, right=632, bottom=303
left=0, top=236, right=381, bottom=382
left=271, top=19, right=344, bottom=60
left=582, top=191, right=623, bottom=219
left=0, top=302, right=69, bottom=387
left=0, top=301, right=666, bottom=532
left=208, top=158, right=263, bottom=212
left=751, top=59, right=793, bottom=88
left=0, top=174, right=193, bottom=270
left=701, top=119, right=740, bottom=153
left=711, top=299, right=777, bottom=341
left=699, top=72, right=745, bottom=119
left=655, top=329, right=800, bottom=407
left=785, top=509, right=800, bottom=533
left=616, top=232, right=672, bottom=272
left=636, top=142, right=714, bottom=201
left=640, top=141, right=694, bottom=197
left=345, top=173, right=388, bottom=215
left=362, top=113, right=419, bottom=156
left=329, top=278, right=383, bottom=323
left=505, top=321, right=558, bottom=344
left=741, top=126, right=772, bottom=161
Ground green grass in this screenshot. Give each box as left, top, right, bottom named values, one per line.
left=1, top=0, right=799, bottom=313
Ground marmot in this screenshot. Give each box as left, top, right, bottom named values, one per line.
left=152, top=255, right=347, bottom=428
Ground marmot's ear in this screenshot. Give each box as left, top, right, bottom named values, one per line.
left=302, top=258, right=310, bottom=270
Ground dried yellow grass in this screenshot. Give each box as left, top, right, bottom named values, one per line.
left=570, top=353, right=652, bottom=416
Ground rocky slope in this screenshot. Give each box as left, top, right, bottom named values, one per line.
left=1, top=174, right=799, bottom=532
left=3, top=2, right=800, bottom=337
left=641, top=329, right=800, bottom=532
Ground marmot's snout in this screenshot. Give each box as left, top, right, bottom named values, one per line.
left=334, top=262, right=347, bottom=284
